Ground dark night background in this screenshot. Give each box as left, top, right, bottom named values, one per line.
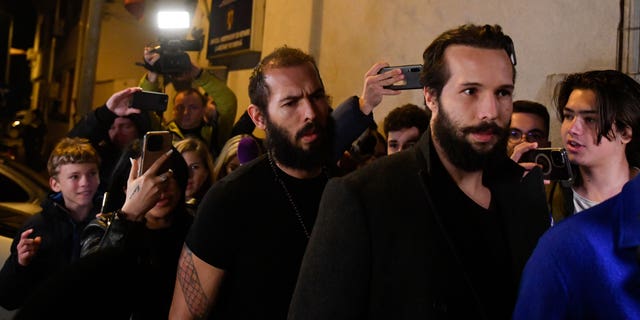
left=1, top=1, right=37, bottom=114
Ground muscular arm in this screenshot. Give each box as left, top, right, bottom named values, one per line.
left=170, top=244, right=226, bottom=319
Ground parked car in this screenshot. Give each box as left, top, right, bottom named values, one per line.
left=0, top=156, right=49, bottom=265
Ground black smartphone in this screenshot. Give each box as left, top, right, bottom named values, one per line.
left=139, top=131, right=173, bottom=176
left=520, top=148, right=573, bottom=181
left=130, top=90, right=169, bottom=112
left=378, top=64, right=423, bottom=90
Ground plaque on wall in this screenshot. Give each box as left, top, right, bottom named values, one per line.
left=207, top=0, right=265, bottom=59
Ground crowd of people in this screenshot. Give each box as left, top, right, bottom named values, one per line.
left=0, top=23, right=639, bottom=319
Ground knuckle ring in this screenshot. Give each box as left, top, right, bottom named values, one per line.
left=160, top=175, right=167, bottom=182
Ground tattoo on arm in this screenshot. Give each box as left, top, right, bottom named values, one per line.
left=128, top=184, right=140, bottom=200
left=178, top=246, right=209, bottom=319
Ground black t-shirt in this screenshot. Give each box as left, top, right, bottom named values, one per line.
left=427, top=147, right=514, bottom=319
left=186, top=155, right=327, bottom=319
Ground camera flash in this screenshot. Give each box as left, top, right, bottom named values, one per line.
left=157, top=11, right=190, bottom=29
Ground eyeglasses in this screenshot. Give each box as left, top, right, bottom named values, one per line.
left=508, top=129, right=547, bottom=143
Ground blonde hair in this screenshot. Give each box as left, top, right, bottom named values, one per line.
left=47, top=137, right=100, bottom=178
left=212, top=134, right=250, bottom=181
left=174, top=137, right=216, bottom=185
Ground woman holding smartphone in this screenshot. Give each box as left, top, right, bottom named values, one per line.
left=548, top=70, right=640, bottom=222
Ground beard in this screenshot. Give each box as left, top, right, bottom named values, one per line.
left=432, top=102, right=508, bottom=172
left=265, top=115, right=334, bottom=171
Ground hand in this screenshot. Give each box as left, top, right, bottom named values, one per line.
left=510, top=141, right=538, bottom=164
left=358, top=62, right=404, bottom=115
left=144, top=46, right=160, bottom=82
left=511, top=142, right=550, bottom=184
left=106, top=87, right=142, bottom=117
left=204, top=97, right=218, bottom=124
left=17, top=229, right=42, bottom=267
left=120, top=150, right=174, bottom=221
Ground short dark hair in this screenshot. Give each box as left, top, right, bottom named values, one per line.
left=383, top=103, right=431, bottom=137
left=420, top=24, right=517, bottom=98
left=555, top=70, right=640, bottom=166
left=248, top=46, right=325, bottom=113
left=513, top=100, right=550, bottom=138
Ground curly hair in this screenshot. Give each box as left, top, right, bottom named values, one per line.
left=383, top=104, right=431, bottom=137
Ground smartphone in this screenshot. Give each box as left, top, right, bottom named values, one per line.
left=378, top=64, right=423, bottom=90
left=139, top=131, right=172, bottom=176
left=130, top=90, right=169, bottom=112
left=520, top=148, right=573, bottom=181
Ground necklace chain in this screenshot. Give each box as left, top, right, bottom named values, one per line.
left=267, top=152, right=311, bottom=239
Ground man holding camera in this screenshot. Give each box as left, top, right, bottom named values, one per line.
left=288, top=24, right=550, bottom=319
left=140, top=46, right=238, bottom=153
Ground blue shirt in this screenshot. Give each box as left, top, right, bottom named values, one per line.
left=513, top=175, right=640, bottom=319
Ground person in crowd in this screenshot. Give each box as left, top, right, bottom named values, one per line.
left=514, top=174, right=640, bottom=319
left=288, top=24, right=550, bottom=319
left=175, top=137, right=216, bottom=216
left=140, top=48, right=238, bottom=150
left=507, top=100, right=552, bottom=178
left=506, top=100, right=550, bottom=157
left=383, top=103, right=430, bottom=154
left=68, top=87, right=159, bottom=189
left=0, top=137, right=101, bottom=310
left=211, top=134, right=259, bottom=181
left=165, top=88, right=221, bottom=156
left=337, top=125, right=387, bottom=175
left=543, top=70, right=640, bottom=222
left=168, top=46, right=405, bottom=319
left=15, top=142, right=192, bottom=319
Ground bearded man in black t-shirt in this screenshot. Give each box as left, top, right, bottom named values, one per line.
left=169, top=47, right=406, bottom=319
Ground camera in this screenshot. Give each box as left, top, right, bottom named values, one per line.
left=144, top=39, right=203, bottom=75
left=520, top=148, right=573, bottom=181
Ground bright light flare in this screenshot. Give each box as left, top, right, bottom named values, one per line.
left=157, top=11, right=190, bottom=29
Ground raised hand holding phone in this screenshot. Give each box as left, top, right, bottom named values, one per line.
left=106, top=87, right=143, bottom=117
left=377, top=64, right=423, bottom=90
left=519, top=147, right=573, bottom=182
left=119, top=133, right=174, bottom=221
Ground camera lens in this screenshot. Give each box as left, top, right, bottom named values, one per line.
left=534, top=153, right=552, bottom=175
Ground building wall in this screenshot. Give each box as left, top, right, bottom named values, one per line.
left=211, top=0, right=617, bottom=147
left=94, top=0, right=619, bottom=146
left=93, top=2, right=157, bottom=107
